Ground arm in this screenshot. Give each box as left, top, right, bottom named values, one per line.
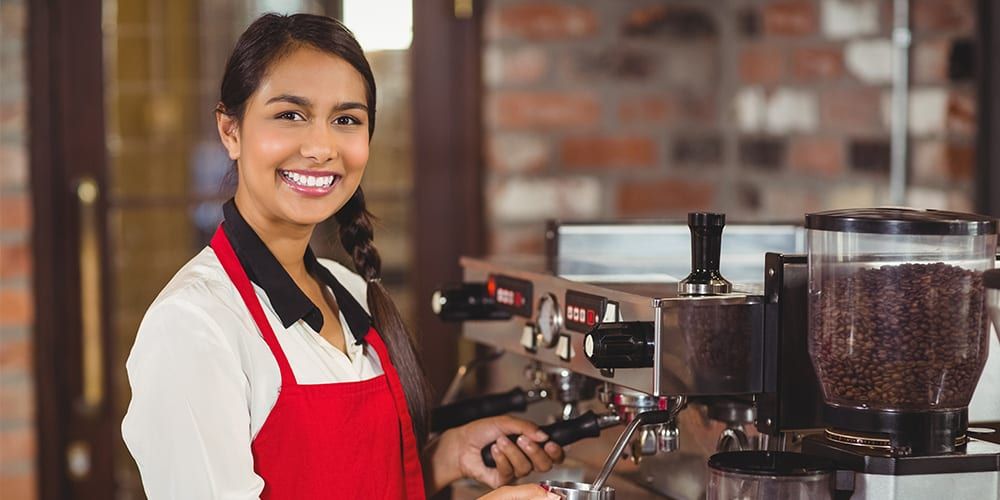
left=122, top=298, right=264, bottom=500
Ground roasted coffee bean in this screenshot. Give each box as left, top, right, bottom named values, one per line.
left=810, top=262, right=990, bottom=410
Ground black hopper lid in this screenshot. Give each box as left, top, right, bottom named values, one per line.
left=805, top=208, right=997, bottom=236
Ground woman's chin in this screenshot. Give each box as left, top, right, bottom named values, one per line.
left=279, top=196, right=343, bottom=225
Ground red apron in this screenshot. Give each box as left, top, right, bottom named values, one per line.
left=211, top=227, right=426, bottom=499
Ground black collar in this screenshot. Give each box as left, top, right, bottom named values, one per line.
left=221, top=199, right=371, bottom=344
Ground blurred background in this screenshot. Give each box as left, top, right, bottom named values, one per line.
left=0, top=0, right=998, bottom=498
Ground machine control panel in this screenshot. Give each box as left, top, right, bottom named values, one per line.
left=488, top=274, right=533, bottom=318
left=565, top=290, right=607, bottom=332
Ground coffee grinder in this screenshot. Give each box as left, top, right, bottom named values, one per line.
left=799, top=208, right=1000, bottom=499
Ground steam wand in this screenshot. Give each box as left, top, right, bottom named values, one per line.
left=591, top=396, right=687, bottom=491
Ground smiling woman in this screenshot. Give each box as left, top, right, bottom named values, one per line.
left=120, top=13, right=563, bottom=500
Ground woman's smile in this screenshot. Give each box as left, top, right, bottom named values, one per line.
left=278, top=169, right=343, bottom=196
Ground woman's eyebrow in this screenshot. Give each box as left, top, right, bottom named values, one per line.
left=333, top=101, right=369, bottom=113
left=266, top=94, right=311, bottom=107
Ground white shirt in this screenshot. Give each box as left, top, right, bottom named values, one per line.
left=121, top=246, right=383, bottom=500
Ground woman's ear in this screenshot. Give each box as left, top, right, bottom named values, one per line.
left=215, top=105, right=241, bottom=161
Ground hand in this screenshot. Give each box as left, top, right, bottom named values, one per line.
left=478, top=484, right=560, bottom=500
left=448, top=415, right=565, bottom=488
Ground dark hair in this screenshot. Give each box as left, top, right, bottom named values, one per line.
left=218, top=13, right=433, bottom=444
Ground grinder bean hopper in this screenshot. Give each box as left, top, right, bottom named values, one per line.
left=801, top=208, right=1000, bottom=499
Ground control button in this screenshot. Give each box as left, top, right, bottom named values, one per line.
left=603, top=301, right=620, bottom=323
left=556, top=334, right=573, bottom=361
left=520, top=324, right=537, bottom=352
left=584, top=334, right=595, bottom=357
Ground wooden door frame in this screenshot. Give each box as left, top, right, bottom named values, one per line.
left=28, top=0, right=115, bottom=498
left=411, top=0, right=485, bottom=395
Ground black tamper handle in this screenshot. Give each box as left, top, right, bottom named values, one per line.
left=431, top=388, right=529, bottom=434
left=481, top=411, right=603, bottom=468
left=690, top=212, right=725, bottom=273
left=679, top=212, right=731, bottom=295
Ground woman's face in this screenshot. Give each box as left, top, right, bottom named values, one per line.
left=219, top=46, right=370, bottom=229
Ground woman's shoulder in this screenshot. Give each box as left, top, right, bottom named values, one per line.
left=151, top=247, right=235, bottom=309
left=137, top=247, right=249, bottom=346
left=315, top=257, right=369, bottom=314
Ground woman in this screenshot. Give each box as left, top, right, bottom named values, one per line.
left=122, top=13, right=562, bottom=499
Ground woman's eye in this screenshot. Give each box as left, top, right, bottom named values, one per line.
left=333, top=115, right=361, bottom=126
left=276, top=111, right=304, bottom=121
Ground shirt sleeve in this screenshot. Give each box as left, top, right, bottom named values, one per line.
left=122, top=294, right=264, bottom=500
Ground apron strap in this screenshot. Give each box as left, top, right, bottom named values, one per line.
left=365, top=329, right=427, bottom=499
left=211, top=225, right=298, bottom=386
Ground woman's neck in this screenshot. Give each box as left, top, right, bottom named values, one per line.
left=233, top=192, right=314, bottom=281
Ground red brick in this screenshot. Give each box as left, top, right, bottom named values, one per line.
left=490, top=3, right=598, bottom=41
left=912, top=0, right=975, bottom=32
left=913, top=38, right=950, bottom=83
left=788, top=138, right=846, bottom=177
left=0, top=336, right=31, bottom=375
left=0, top=427, right=36, bottom=463
left=0, top=380, right=35, bottom=422
left=819, top=87, right=884, bottom=132
left=620, top=94, right=716, bottom=126
left=617, top=179, right=715, bottom=216
left=562, top=136, right=657, bottom=168
left=792, top=46, right=844, bottom=81
left=0, top=289, right=32, bottom=327
left=0, top=242, right=30, bottom=280
left=618, top=96, right=674, bottom=125
left=945, top=143, right=975, bottom=181
left=740, top=45, right=785, bottom=84
left=0, top=195, right=30, bottom=231
left=947, top=92, right=975, bottom=135
left=489, top=91, right=600, bottom=129
left=762, top=1, right=818, bottom=36
left=0, top=472, right=37, bottom=500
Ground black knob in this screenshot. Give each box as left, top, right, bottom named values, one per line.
left=583, top=322, right=655, bottom=369
left=679, top=212, right=732, bottom=296
left=431, top=283, right=512, bottom=322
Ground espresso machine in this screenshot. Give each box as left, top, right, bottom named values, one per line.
left=432, top=209, right=1000, bottom=499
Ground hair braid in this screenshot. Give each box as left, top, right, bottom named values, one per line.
left=336, top=188, right=433, bottom=445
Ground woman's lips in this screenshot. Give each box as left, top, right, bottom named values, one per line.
left=278, top=169, right=341, bottom=196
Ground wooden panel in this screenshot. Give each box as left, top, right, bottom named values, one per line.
left=412, top=0, right=485, bottom=396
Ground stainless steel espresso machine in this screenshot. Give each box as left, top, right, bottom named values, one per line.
left=431, top=208, right=1000, bottom=499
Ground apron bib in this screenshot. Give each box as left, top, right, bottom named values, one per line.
left=211, top=226, right=425, bottom=499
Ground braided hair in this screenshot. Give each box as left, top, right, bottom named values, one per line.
left=219, top=13, right=433, bottom=445
left=335, top=188, right=433, bottom=444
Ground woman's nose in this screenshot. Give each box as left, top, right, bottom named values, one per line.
left=300, top=123, right=337, bottom=163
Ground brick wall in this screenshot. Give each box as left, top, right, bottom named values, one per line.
left=0, top=0, right=37, bottom=497
left=483, top=0, right=977, bottom=254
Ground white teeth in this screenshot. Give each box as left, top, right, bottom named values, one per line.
left=281, top=171, right=336, bottom=189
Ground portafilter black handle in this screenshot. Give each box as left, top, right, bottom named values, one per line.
left=481, top=411, right=615, bottom=468
left=432, top=388, right=532, bottom=434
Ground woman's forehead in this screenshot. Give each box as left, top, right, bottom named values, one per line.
left=255, top=46, right=368, bottom=105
